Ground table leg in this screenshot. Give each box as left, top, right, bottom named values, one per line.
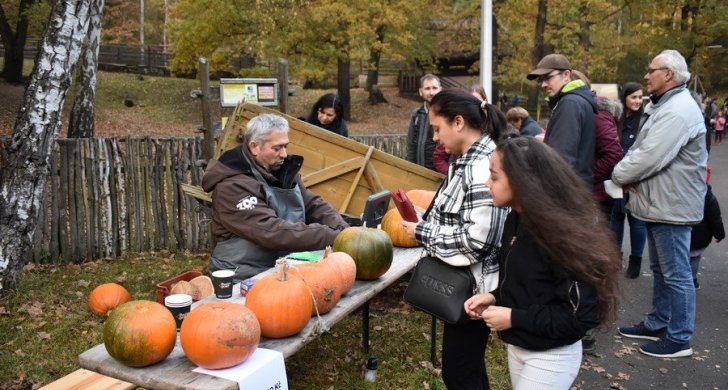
left=430, top=315, right=437, bottom=365
left=361, top=301, right=370, bottom=353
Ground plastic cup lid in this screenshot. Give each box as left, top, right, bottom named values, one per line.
left=212, top=270, right=235, bottom=278
left=165, top=294, right=192, bottom=307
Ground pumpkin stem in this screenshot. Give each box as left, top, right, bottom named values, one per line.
left=275, top=258, right=289, bottom=282
left=324, top=246, right=331, bottom=259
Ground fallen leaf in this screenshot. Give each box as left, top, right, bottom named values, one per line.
left=77, top=279, right=91, bottom=288
left=0, top=306, right=8, bottom=315
left=659, top=367, right=669, bottom=374
left=617, top=372, right=630, bottom=380
left=592, top=366, right=606, bottom=374
left=423, top=381, right=430, bottom=390
left=374, top=325, right=383, bottom=331
left=14, top=349, right=25, bottom=357
left=610, top=382, right=624, bottom=389
left=116, top=275, right=127, bottom=283
left=37, top=331, right=51, bottom=340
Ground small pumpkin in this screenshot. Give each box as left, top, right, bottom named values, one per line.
left=170, top=280, right=196, bottom=297
left=103, top=300, right=176, bottom=367
left=189, top=275, right=214, bottom=300
left=333, top=227, right=394, bottom=280
left=406, top=189, right=436, bottom=209
left=321, top=246, right=357, bottom=294
left=293, top=262, right=343, bottom=315
left=246, top=259, right=313, bottom=338
left=180, top=302, right=260, bottom=369
left=381, top=208, right=419, bottom=248
left=88, top=283, right=132, bottom=316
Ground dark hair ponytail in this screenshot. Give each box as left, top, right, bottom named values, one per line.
left=429, top=88, right=508, bottom=141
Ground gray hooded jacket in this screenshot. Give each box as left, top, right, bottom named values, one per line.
left=611, top=85, right=707, bottom=224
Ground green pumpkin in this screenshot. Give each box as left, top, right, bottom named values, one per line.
left=103, top=300, right=177, bottom=367
left=333, top=227, right=393, bottom=280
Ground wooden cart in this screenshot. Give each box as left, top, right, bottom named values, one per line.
left=182, top=103, right=443, bottom=218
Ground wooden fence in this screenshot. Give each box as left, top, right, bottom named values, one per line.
left=29, top=137, right=208, bottom=264
left=12, top=134, right=408, bottom=264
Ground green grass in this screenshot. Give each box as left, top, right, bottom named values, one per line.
left=0, top=254, right=510, bottom=389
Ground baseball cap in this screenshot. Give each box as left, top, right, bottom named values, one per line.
left=527, top=54, right=572, bottom=80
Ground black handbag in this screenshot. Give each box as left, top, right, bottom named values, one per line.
left=403, top=255, right=477, bottom=325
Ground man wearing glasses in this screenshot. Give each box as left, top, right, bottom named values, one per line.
left=527, top=54, right=597, bottom=187
left=612, top=50, right=707, bottom=358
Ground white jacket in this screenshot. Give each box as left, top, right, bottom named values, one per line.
left=611, top=85, right=707, bottom=225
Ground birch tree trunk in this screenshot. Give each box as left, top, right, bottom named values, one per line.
left=0, top=0, right=92, bottom=296
left=69, top=0, right=104, bottom=138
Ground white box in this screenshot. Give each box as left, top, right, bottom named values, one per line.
left=193, top=348, right=288, bottom=389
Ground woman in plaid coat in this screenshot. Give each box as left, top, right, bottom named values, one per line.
left=402, top=88, right=510, bottom=390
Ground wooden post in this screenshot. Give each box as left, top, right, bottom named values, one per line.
left=199, top=58, right=215, bottom=161
left=277, top=58, right=289, bottom=114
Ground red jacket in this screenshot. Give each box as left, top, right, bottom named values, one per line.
left=592, top=98, right=623, bottom=203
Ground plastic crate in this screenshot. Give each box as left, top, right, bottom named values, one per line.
left=156, top=270, right=203, bottom=304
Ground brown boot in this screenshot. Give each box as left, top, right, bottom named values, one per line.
left=626, top=256, right=641, bottom=279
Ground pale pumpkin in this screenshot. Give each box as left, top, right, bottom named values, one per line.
left=320, top=246, right=357, bottom=294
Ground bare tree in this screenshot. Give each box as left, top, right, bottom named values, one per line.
left=69, top=0, right=105, bottom=138
left=0, top=0, right=92, bottom=296
left=0, top=0, right=37, bottom=83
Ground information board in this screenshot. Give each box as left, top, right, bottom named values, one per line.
left=219, top=78, right=279, bottom=107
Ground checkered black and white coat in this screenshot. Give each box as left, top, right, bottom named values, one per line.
left=415, top=134, right=508, bottom=293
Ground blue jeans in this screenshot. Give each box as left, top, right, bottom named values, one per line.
left=643, top=223, right=695, bottom=344
left=610, top=198, right=647, bottom=257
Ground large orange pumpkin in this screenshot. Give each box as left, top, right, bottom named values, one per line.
left=89, top=283, right=132, bottom=316
left=103, top=300, right=176, bottom=367
left=406, top=190, right=436, bottom=209
left=321, top=246, right=357, bottom=294
left=293, top=262, right=342, bottom=315
left=180, top=302, right=261, bottom=369
left=246, top=260, right=313, bottom=338
left=333, top=227, right=394, bottom=280
left=381, top=208, right=419, bottom=248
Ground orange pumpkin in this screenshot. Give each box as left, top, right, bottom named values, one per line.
left=293, top=262, right=342, bottom=315
left=246, top=260, right=313, bottom=338
left=381, top=208, right=419, bottom=247
left=321, top=246, right=357, bottom=294
left=89, top=283, right=132, bottom=316
left=406, top=189, right=436, bottom=209
left=103, top=300, right=176, bottom=367
left=180, top=302, right=261, bottom=369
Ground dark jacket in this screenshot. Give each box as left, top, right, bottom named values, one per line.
left=691, top=185, right=725, bottom=251
left=593, top=97, right=623, bottom=202
left=544, top=80, right=598, bottom=187
left=619, top=112, right=641, bottom=154
left=201, top=146, right=347, bottom=251
left=305, top=115, right=349, bottom=137
left=519, top=116, right=542, bottom=137
left=406, top=104, right=436, bottom=171
left=492, top=212, right=600, bottom=351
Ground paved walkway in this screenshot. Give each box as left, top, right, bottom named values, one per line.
left=576, top=138, right=728, bottom=389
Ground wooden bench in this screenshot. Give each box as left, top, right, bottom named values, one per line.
left=40, top=369, right=136, bottom=390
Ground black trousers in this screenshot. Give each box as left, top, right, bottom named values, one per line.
left=442, top=319, right=491, bottom=390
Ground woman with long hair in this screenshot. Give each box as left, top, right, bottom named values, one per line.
left=612, top=82, right=647, bottom=278
left=401, top=88, right=509, bottom=389
left=465, top=136, right=621, bottom=389
left=304, top=93, right=348, bottom=137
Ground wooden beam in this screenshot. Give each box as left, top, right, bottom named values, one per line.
left=339, top=146, right=375, bottom=213
left=301, top=157, right=364, bottom=187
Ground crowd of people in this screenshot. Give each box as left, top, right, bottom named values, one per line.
left=202, top=48, right=720, bottom=390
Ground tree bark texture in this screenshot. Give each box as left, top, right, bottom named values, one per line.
left=69, top=0, right=105, bottom=138
left=365, top=25, right=385, bottom=92
left=527, top=0, right=548, bottom=114
left=0, top=0, right=92, bottom=296
left=337, top=56, right=351, bottom=121
left=0, top=0, right=36, bottom=83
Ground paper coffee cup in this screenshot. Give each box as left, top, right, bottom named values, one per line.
left=164, top=293, right=192, bottom=330
left=211, top=270, right=235, bottom=299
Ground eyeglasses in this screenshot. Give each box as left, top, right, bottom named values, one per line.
left=646, top=67, right=668, bottom=75
left=537, top=71, right=563, bottom=83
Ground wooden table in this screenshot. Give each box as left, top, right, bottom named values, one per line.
left=78, top=247, right=422, bottom=390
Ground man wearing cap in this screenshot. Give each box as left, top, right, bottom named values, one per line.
left=527, top=54, right=597, bottom=187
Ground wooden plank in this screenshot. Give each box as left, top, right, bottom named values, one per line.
left=301, top=157, right=364, bottom=187
left=339, top=146, right=374, bottom=213
left=78, top=247, right=422, bottom=390
left=180, top=183, right=212, bottom=203
left=40, top=368, right=135, bottom=390
left=50, top=142, right=61, bottom=262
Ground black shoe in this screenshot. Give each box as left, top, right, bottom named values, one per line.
left=625, top=256, right=641, bottom=279
left=694, top=279, right=700, bottom=290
